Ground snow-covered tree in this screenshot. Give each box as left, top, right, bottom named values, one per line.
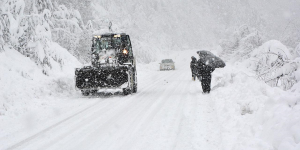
left=77, top=20, right=93, bottom=63
left=36, top=0, right=53, bottom=13
left=220, top=25, right=263, bottom=60
left=1, top=0, right=25, bottom=50
left=0, top=13, right=10, bottom=51
left=52, top=4, right=83, bottom=57
left=51, top=4, right=83, bottom=58
left=237, top=29, right=262, bottom=59
left=55, top=0, right=92, bottom=24
left=0, top=0, right=85, bottom=75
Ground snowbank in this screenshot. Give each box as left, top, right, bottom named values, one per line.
left=216, top=40, right=300, bottom=149
left=0, top=43, right=81, bottom=117
left=211, top=59, right=300, bottom=150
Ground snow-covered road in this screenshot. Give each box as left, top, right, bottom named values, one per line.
left=6, top=52, right=222, bottom=150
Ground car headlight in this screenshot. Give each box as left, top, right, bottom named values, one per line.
left=122, top=49, right=128, bottom=55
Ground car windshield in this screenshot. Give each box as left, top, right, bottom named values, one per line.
left=162, top=59, right=173, bottom=63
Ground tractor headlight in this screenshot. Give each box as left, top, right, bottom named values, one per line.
left=122, top=49, right=128, bottom=55
left=114, top=34, right=121, bottom=38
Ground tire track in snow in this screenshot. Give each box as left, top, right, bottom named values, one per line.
left=71, top=70, right=184, bottom=150
left=6, top=99, right=103, bottom=150
left=118, top=68, right=197, bottom=150
left=118, top=70, right=188, bottom=150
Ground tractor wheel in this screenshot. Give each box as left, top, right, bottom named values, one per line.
left=123, top=67, right=135, bottom=95
left=123, top=88, right=130, bottom=95
left=133, top=83, right=137, bottom=93
left=90, top=90, right=97, bottom=96
left=82, top=90, right=90, bottom=96
left=133, top=70, right=137, bottom=93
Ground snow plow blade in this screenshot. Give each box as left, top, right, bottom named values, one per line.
left=75, top=66, right=129, bottom=90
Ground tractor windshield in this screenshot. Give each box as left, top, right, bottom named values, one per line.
left=93, top=37, right=121, bottom=52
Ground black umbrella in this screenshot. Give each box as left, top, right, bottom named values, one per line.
left=197, top=50, right=226, bottom=68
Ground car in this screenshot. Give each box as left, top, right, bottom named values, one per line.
left=160, top=59, right=175, bottom=71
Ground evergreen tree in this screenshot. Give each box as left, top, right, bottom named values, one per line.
left=77, top=20, right=93, bottom=63
left=55, top=0, right=93, bottom=24
left=51, top=3, right=83, bottom=58
left=0, top=14, right=10, bottom=51
left=36, top=0, right=53, bottom=13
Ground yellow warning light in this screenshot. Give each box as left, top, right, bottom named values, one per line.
left=114, top=34, right=121, bottom=38
left=122, top=49, right=128, bottom=54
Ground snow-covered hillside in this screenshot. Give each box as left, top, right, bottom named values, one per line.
left=0, top=43, right=80, bottom=116
left=0, top=43, right=86, bottom=150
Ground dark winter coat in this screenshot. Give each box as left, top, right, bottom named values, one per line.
left=190, top=57, right=198, bottom=77
left=196, top=59, right=215, bottom=93
left=196, top=59, right=215, bottom=77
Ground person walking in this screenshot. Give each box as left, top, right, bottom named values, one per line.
left=196, top=55, right=215, bottom=94
left=190, top=56, right=197, bottom=81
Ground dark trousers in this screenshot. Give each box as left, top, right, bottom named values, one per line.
left=200, top=74, right=211, bottom=93
left=191, top=68, right=197, bottom=78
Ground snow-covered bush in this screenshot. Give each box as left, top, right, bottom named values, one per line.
left=246, top=40, right=298, bottom=90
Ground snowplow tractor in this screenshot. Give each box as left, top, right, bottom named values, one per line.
left=75, top=33, right=137, bottom=96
